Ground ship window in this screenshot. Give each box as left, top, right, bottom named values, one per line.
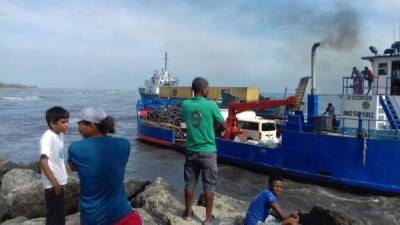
left=172, top=89, right=178, bottom=97
left=378, top=108, right=384, bottom=114
left=378, top=63, right=387, bottom=75
left=378, top=115, right=385, bottom=120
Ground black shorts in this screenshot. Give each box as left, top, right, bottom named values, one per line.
left=184, top=152, right=217, bottom=192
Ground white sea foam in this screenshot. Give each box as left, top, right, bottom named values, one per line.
left=0, top=96, right=41, bottom=101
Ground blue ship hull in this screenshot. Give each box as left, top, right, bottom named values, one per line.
left=136, top=101, right=400, bottom=194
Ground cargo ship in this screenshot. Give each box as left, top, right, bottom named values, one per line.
left=139, top=52, right=179, bottom=101
left=136, top=42, right=400, bottom=194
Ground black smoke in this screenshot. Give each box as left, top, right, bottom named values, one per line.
left=320, top=3, right=360, bottom=51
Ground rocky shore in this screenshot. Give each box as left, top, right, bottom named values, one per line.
left=0, top=157, right=362, bottom=225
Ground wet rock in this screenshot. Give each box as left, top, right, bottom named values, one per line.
left=1, top=216, right=28, bottom=225
left=124, top=180, right=151, bottom=200
left=5, top=170, right=80, bottom=218
left=134, top=177, right=246, bottom=225
left=300, top=206, right=363, bottom=225
left=1, top=169, right=39, bottom=195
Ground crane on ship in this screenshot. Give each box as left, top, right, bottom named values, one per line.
left=223, top=77, right=310, bottom=140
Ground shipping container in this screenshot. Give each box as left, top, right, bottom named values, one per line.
left=159, top=86, right=259, bottom=102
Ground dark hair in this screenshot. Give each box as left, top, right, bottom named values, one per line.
left=95, top=116, right=116, bottom=135
left=191, top=77, right=209, bottom=94
left=268, top=175, right=283, bottom=186
left=45, top=106, right=69, bottom=128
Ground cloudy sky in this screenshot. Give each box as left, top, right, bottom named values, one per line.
left=1, top=0, right=400, bottom=93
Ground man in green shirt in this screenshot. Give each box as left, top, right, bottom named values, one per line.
left=181, top=77, right=225, bottom=225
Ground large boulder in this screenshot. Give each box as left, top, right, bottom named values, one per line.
left=5, top=171, right=80, bottom=218
left=0, top=158, right=40, bottom=183
left=134, top=177, right=245, bottom=225
left=6, top=179, right=44, bottom=218
left=1, top=169, right=39, bottom=195
left=0, top=160, right=20, bottom=184
left=300, top=206, right=363, bottom=225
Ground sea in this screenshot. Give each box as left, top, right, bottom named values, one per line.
left=0, top=88, right=399, bottom=225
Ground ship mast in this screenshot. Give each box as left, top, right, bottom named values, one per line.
left=164, top=52, right=168, bottom=72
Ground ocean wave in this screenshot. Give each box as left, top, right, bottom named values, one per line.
left=0, top=96, right=42, bottom=101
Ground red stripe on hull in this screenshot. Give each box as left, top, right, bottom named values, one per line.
left=137, top=133, right=172, bottom=147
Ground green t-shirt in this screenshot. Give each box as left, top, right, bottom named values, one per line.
left=181, top=96, right=224, bottom=153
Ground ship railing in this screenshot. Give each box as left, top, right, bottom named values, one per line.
left=342, top=76, right=395, bottom=95
left=301, top=114, right=400, bottom=140
left=391, top=96, right=400, bottom=115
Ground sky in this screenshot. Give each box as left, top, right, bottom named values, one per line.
left=0, top=0, right=400, bottom=93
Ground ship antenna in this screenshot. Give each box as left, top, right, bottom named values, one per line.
left=397, top=20, right=400, bottom=41
left=164, top=52, right=168, bottom=72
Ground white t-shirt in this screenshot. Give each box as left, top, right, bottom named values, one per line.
left=39, top=129, right=68, bottom=189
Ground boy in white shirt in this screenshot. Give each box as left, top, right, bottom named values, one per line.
left=39, top=106, right=69, bottom=225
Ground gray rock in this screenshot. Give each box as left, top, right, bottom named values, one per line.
left=1, top=169, right=39, bottom=195
left=19, top=217, right=44, bottom=225
left=137, top=208, right=159, bottom=225
left=6, top=171, right=80, bottom=218
left=0, top=158, right=40, bottom=183
left=0, top=160, right=19, bottom=183
left=300, top=206, right=363, bottom=225
left=1, top=213, right=79, bottom=225
left=0, top=194, right=9, bottom=221
left=134, top=177, right=246, bottom=225
left=1, top=216, right=28, bottom=225
left=66, top=212, right=80, bottom=225
left=22, top=162, right=40, bottom=174
left=6, top=179, right=44, bottom=218
left=64, top=174, right=80, bottom=214
left=124, top=180, right=151, bottom=200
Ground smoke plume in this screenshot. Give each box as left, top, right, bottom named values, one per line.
left=320, top=4, right=360, bottom=51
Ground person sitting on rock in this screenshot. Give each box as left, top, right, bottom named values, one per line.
left=244, top=175, right=299, bottom=225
